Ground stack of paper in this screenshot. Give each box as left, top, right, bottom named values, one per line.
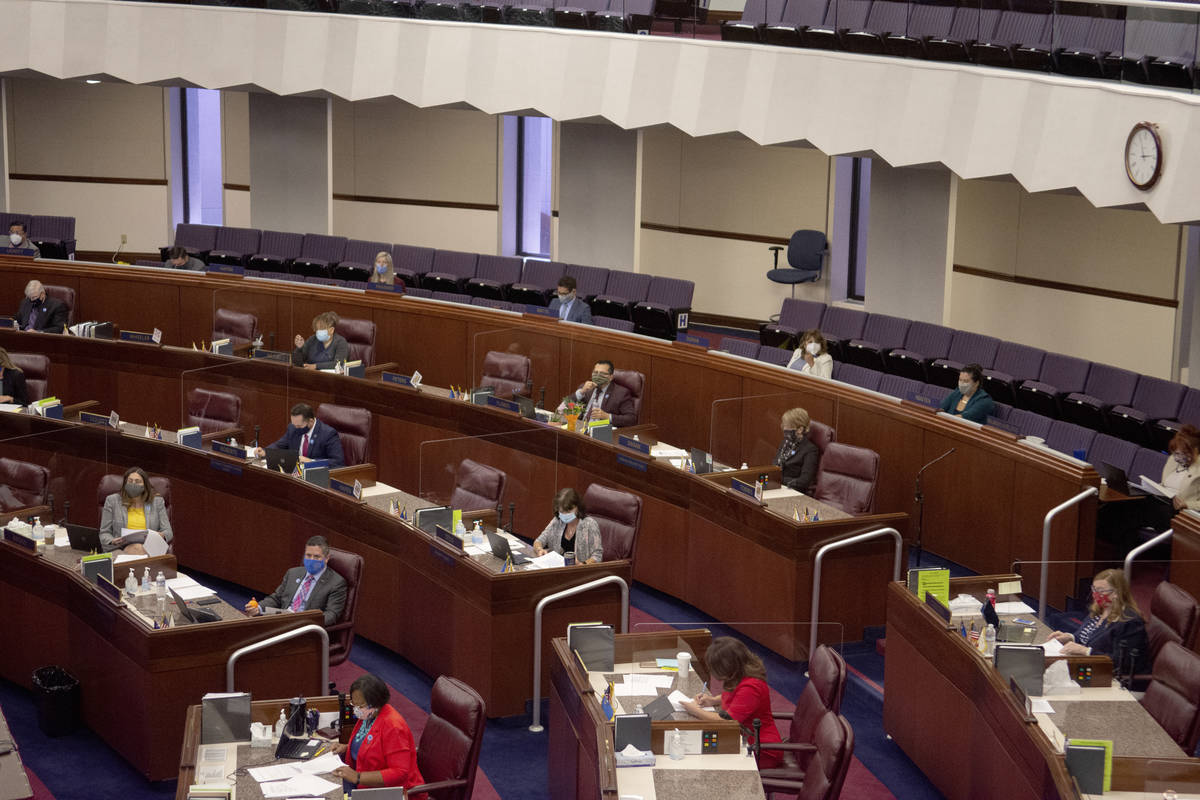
left=613, top=673, right=675, bottom=696
left=167, top=573, right=216, bottom=600
left=529, top=551, right=566, bottom=569
left=259, top=773, right=340, bottom=798
left=650, top=444, right=688, bottom=459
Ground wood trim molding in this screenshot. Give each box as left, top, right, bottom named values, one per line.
left=8, top=173, right=167, bottom=186
left=78, top=251, right=160, bottom=264
left=223, top=183, right=250, bottom=192
left=690, top=312, right=762, bottom=331
left=952, top=264, right=1177, bottom=309
left=332, top=193, right=499, bottom=212
left=640, top=221, right=789, bottom=246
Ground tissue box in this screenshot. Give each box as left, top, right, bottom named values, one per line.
left=249, top=722, right=274, bottom=748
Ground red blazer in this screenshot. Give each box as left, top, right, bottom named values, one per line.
left=344, top=703, right=426, bottom=798
left=722, top=676, right=783, bottom=768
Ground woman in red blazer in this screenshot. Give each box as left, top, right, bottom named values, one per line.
left=331, top=674, right=426, bottom=798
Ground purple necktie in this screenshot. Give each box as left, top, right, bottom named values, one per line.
left=25, top=306, right=38, bottom=331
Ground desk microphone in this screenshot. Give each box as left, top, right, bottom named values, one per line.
left=269, top=332, right=276, bottom=350
left=913, top=447, right=956, bottom=567
left=47, top=492, right=54, bottom=517
left=254, top=425, right=261, bottom=448
left=537, top=387, right=546, bottom=410
left=62, top=500, right=71, bottom=524
left=508, top=503, right=516, bottom=533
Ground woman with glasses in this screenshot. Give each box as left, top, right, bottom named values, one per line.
left=1046, top=568, right=1149, bottom=674
left=329, top=673, right=426, bottom=798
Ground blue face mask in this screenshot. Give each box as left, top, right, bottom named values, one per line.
left=303, top=557, right=324, bottom=575
left=315, top=329, right=330, bottom=343
left=375, top=263, right=388, bottom=275
left=558, top=511, right=577, bottom=524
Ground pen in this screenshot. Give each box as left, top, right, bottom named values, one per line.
left=314, top=746, right=326, bottom=757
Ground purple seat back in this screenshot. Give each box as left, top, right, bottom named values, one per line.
left=257, top=230, right=304, bottom=259
left=837, top=363, right=882, bottom=391
left=644, top=277, right=693, bottom=307
left=920, top=382, right=951, bottom=405
left=1081, top=363, right=1138, bottom=406
left=778, top=0, right=829, bottom=27
left=1046, top=419, right=1096, bottom=457
left=605, top=0, right=653, bottom=16
left=1132, top=447, right=1169, bottom=483
left=432, top=291, right=472, bottom=304
left=757, top=345, right=792, bottom=366
left=431, top=250, right=479, bottom=279
left=990, top=10, right=1051, bottom=48
left=739, top=0, right=787, bottom=24
left=1008, top=408, right=1053, bottom=439
left=822, top=0, right=871, bottom=29
left=595, top=317, right=635, bottom=332
left=472, top=297, right=510, bottom=310
left=901, top=321, right=954, bottom=359
left=405, top=286, right=433, bottom=298
left=29, top=214, right=75, bottom=242
left=600, top=271, right=652, bottom=302
left=474, top=255, right=523, bottom=284
left=878, top=374, right=923, bottom=400
left=518, top=260, right=566, bottom=289
left=857, top=314, right=909, bottom=349
left=565, top=264, right=611, bottom=298
left=1129, top=375, right=1186, bottom=421
left=394, top=244, right=436, bottom=276
left=813, top=442, right=879, bottom=515
left=1175, top=388, right=1200, bottom=427
left=1089, top=433, right=1138, bottom=474
left=991, top=342, right=1045, bottom=381
left=946, top=331, right=1000, bottom=368
left=821, top=306, right=868, bottom=341
left=906, top=3, right=953, bottom=38
left=173, top=223, right=219, bottom=251
left=1125, top=18, right=1197, bottom=62
left=777, top=298, right=826, bottom=332
left=560, top=0, right=608, bottom=11
left=342, top=239, right=391, bottom=267
left=1086, top=16, right=1124, bottom=53
left=947, top=6, right=999, bottom=42
left=858, top=1, right=908, bottom=35
left=299, top=234, right=347, bottom=262
left=306, top=277, right=346, bottom=286
left=721, top=339, right=759, bottom=359
left=1054, top=13, right=1092, bottom=50
left=1036, top=353, right=1091, bottom=394
left=213, top=226, right=261, bottom=255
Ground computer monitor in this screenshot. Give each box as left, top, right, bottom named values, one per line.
left=994, top=644, right=1044, bottom=697
left=66, top=523, right=102, bottom=552
left=265, top=447, right=299, bottom=474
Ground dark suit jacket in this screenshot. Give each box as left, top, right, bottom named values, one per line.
left=1074, top=611, right=1150, bottom=675
left=267, top=420, right=345, bottom=468
left=292, top=333, right=350, bottom=370
left=939, top=387, right=995, bottom=424
left=262, top=565, right=347, bottom=626
left=548, top=296, right=593, bottom=324
left=16, top=296, right=68, bottom=334
left=775, top=433, right=820, bottom=493
left=577, top=381, right=637, bottom=427
left=0, top=368, right=28, bottom=406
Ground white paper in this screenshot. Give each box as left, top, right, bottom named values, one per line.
left=650, top=445, right=688, bottom=458
left=529, top=551, right=566, bottom=569
left=613, top=674, right=675, bottom=696
left=247, top=764, right=300, bottom=783
left=762, top=487, right=802, bottom=500
left=260, top=773, right=340, bottom=798
left=1031, top=699, right=1054, bottom=713
left=463, top=544, right=490, bottom=556
left=166, top=574, right=201, bottom=588
left=0, top=403, right=23, bottom=413
left=666, top=690, right=692, bottom=713
left=1041, top=638, right=1065, bottom=656
left=994, top=601, right=1035, bottom=615
left=293, top=752, right=345, bottom=775
left=1139, top=475, right=1176, bottom=498
left=199, top=744, right=228, bottom=762
left=171, top=583, right=216, bottom=601
left=143, top=530, right=168, bottom=557
left=114, top=553, right=149, bottom=564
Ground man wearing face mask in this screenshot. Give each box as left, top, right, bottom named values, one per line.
left=7, top=222, right=40, bottom=258
left=256, top=402, right=346, bottom=468
left=15, top=280, right=68, bottom=334
left=775, top=407, right=820, bottom=494
left=292, top=311, right=350, bottom=371
left=99, top=466, right=174, bottom=553
left=562, top=359, right=637, bottom=427
left=162, top=245, right=205, bottom=271
left=245, top=535, right=347, bottom=625
left=939, top=363, right=995, bottom=424
left=547, top=276, right=593, bottom=324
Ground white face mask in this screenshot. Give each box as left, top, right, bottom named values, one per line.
left=958, top=381, right=972, bottom=394
left=9, top=233, right=22, bottom=246
left=805, top=342, right=821, bottom=356
left=353, top=704, right=373, bottom=721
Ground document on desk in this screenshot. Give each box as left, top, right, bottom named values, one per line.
left=1041, top=638, right=1065, bottom=657
left=248, top=764, right=300, bottom=783
left=166, top=574, right=217, bottom=600
left=1031, top=699, right=1055, bottom=713
left=529, top=551, right=566, bottom=569
left=762, top=487, right=802, bottom=501
left=650, top=444, right=689, bottom=459
left=259, top=773, right=340, bottom=798
left=294, top=752, right=345, bottom=775
left=114, top=553, right=149, bottom=564
left=666, top=690, right=692, bottom=713
left=614, top=673, right=675, bottom=696
left=1139, top=475, right=1177, bottom=498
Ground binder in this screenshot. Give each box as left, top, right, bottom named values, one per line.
left=567, top=623, right=614, bottom=671
left=201, top=692, right=251, bottom=744
left=81, top=553, right=114, bottom=587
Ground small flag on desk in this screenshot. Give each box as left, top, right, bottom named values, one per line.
left=600, top=682, right=615, bottom=722
left=389, top=499, right=399, bottom=515
left=812, top=511, right=819, bottom=522
left=399, top=506, right=407, bottom=521
left=793, top=507, right=801, bottom=522
left=959, top=621, right=968, bottom=639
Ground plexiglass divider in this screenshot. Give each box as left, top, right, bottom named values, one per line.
left=708, top=391, right=818, bottom=473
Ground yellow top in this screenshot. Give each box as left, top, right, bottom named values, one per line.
left=126, top=506, right=147, bottom=530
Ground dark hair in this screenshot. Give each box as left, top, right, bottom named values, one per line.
left=593, top=360, right=615, bottom=376
left=350, top=673, right=390, bottom=709
left=167, top=246, right=187, bottom=261
left=704, top=637, right=766, bottom=684
left=800, top=329, right=828, bottom=355
left=290, top=403, right=315, bottom=421
left=119, top=466, right=158, bottom=508
left=305, top=535, right=330, bottom=557
left=1170, top=424, right=1200, bottom=456
left=961, top=363, right=983, bottom=384
left=553, top=487, right=587, bottom=519
left=557, top=275, right=577, bottom=292
left=8, top=221, right=26, bottom=234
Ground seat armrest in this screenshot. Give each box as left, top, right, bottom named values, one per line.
left=325, top=620, right=353, bottom=635
left=758, top=742, right=817, bottom=753
left=404, top=777, right=468, bottom=796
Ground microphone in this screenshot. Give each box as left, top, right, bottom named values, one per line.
left=269, top=332, right=276, bottom=351
left=496, top=503, right=504, bottom=530
left=751, top=718, right=762, bottom=763
left=63, top=500, right=71, bottom=524
left=537, top=386, right=546, bottom=410
left=913, top=448, right=956, bottom=567
left=508, top=502, right=516, bottom=532
left=254, top=425, right=261, bottom=448
left=48, top=492, right=54, bottom=517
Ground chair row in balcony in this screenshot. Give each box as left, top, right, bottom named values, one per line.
left=0, top=211, right=77, bottom=260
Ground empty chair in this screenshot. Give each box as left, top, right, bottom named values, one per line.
left=611, top=370, right=645, bottom=426
left=42, top=285, right=76, bottom=327
left=592, top=0, right=653, bottom=32
left=1146, top=582, right=1200, bottom=663
left=1045, top=419, right=1096, bottom=458
left=186, top=388, right=242, bottom=436
left=1122, top=18, right=1197, bottom=89
left=1016, top=353, right=1091, bottom=418
left=317, top=404, right=372, bottom=467
left=0, top=457, right=50, bottom=512
left=471, top=297, right=510, bottom=310
left=584, top=483, right=643, bottom=562
left=766, top=230, right=826, bottom=293
left=393, top=244, right=436, bottom=287
left=760, top=710, right=854, bottom=800
left=449, top=459, right=507, bottom=512
left=819, top=306, right=867, bottom=359
left=835, top=363, right=882, bottom=392
left=760, top=298, right=826, bottom=349
left=564, top=264, right=612, bottom=302
left=335, top=239, right=391, bottom=282
left=404, top=286, right=433, bottom=299
left=813, top=442, right=879, bottom=515
left=1088, top=433, right=1138, bottom=475
left=28, top=215, right=77, bottom=259
left=8, top=353, right=50, bottom=401
left=504, top=0, right=555, bottom=25
left=336, top=318, right=377, bottom=367
left=842, top=0, right=911, bottom=54
left=404, top=676, right=486, bottom=800
left=1055, top=15, right=1123, bottom=79
left=924, top=6, right=1000, bottom=62
left=1107, top=375, right=1187, bottom=446
left=1130, top=447, right=1169, bottom=485
left=207, top=227, right=261, bottom=267
left=160, top=223, right=218, bottom=262
left=801, top=0, right=874, bottom=50
left=919, top=382, right=951, bottom=406
left=758, top=645, right=846, bottom=785
left=982, top=342, right=1046, bottom=406
left=721, top=338, right=760, bottom=359
left=1060, top=363, right=1138, bottom=431
left=508, top=260, right=566, bottom=306
left=1140, top=641, right=1200, bottom=754
left=594, top=317, right=635, bottom=333
left=884, top=1, right=955, bottom=58
left=466, top=254, right=524, bottom=300
left=971, top=10, right=1052, bottom=68
left=927, top=331, right=1001, bottom=389
left=246, top=230, right=304, bottom=272
left=287, top=234, right=347, bottom=279
left=480, top=350, right=531, bottom=397
left=757, top=345, right=793, bottom=366
left=763, top=0, right=832, bottom=46
left=591, top=271, right=652, bottom=321
left=884, top=321, right=954, bottom=382
left=212, top=308, right=259, bottom=346
left=554, top=0, right=611, bottom=30
left=305, top=277, right=346, bottom=287
left=324, top=547, right=364, bottom=665
left=431, top=291, right=473, bottom=305
left=1010, top=10, right=1058, bottom=71
left=843, top=314, right=910, bottom=371
left=878, top=373, right=923, bottom=401
left=422, top=250, right=479, bottom=293
left=808, top=420, right=836, bottom=457
left=632, top=277, right=694, bottom=339
left=1153, top=387, right=1200, bottom=451
left=417, top=0, right=464, bottom=19
left=721, top=0, right=787, bottom=42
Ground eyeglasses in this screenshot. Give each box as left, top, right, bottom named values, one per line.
left=1091, top=586, right=1115, bottom=595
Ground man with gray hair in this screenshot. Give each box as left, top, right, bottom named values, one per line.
left=16, top=280, right=68, bottom=334
left=244, top=534, right=347, bottom=626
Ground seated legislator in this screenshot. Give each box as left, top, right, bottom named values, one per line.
left=99, top=466, right=174, bottom=554
left=547, top=276, right=593, bottom=324
left=0, top=348, right=29, bottom=406
left=561, top=360, right=637, bottom=427
left=293, top=311, right=351, bottom=371
left=7, top=222, right=40, bottom=258
left=1162, top=425, right=1200, bottom=513
left=244, top=535, right=346, bottom=625
left=775, top=407, right=819, bottom=493
left=1046, top=568, right=1150, bottom=674
left=680, top=636, right=784, bottom=768
left=329, top=673, right=427, bottom=798
left=163, top=245, right=205, bottom=272
left=787, top=329, right=834, bottom=378
left=368, top=252, right=405, bottom=291
left=939, top=363, right=995, bottom=423
left=256, top=402, right=346, bottom=468
left=16, top=280, right=68, bottom=334
left=533, top=487, right=604, bottom=563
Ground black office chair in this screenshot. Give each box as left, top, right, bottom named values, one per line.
left=767, top=230, right=826, bottom=297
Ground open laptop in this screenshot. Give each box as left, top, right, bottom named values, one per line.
left=265, top=447, right=300, bottom=474
left=169, top=587, right=220, bottom=624
left=1096, top=461, right=1147, bottom=497
left=690, top=447, right=713, bottom=474
left=66, top=523, right=103, bottom=552
left=351, top=789, right=407, bottom=799
left=486, top=530, right=531, bottom=565
left=415, top=506, right=452, bottom=536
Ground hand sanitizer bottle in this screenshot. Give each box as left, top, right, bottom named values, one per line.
left=455, top=519, right=467, bottom=538
left=141, top=567, right=151, bottom=595
left=275, top=709, right=287, bottom=740
left=668, top=729, right=685, bottom=760
left=471, top=521, right=485, bottom=546
left=155, top=570, right=167, bottom=599
left=32, top=517, right=44, bottom=545
left=125, top=568, right=138, bottom=597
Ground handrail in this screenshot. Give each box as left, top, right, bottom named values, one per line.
left=1037, top=487, right=1098, bottom=621
left=226, top=624, right=329, bottom=693
left=529, top=575, right=629, bottom=733
left=809, top=527, right=903, bottom=663
left=1125, top=528, right=1173, bottom=582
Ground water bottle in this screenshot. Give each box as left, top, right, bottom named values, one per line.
left=125, top=568, right=138, bottom=597
left=157, top=595, right=167, bottom=619
left=155, top=570, right=167, bottom=600
left=668, top=729, right=685, bottom=760
left=141, top=567, right=151, bottom=595
left=471, top=521, right=485, bottom=546
left=455, top=519, right=467, bottom=539
left=983, top=623, right=997, bottom=657
left=31, top=517, right=43, bottom=545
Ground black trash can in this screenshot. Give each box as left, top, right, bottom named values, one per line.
left=32, top=666, right=80, bottom=737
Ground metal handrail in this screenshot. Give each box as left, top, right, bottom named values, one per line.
left=809, top=527, right=903, bottom=663
left=1037, top=487, right=1098, bottom=621
left=529, top=575, right=630, bottom=733
left=226, top=624, right=330, bottom=693
left=1125, top=528, right=1173, bottom=582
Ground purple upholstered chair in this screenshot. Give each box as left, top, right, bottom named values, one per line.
left=393, top=244, right=436, bottom=287
left=920, top=382, right=952, bottom=406
left=632, top=277, right=694, bottom=339
left=1016, top=353, right=1092, bottom=419
left=564, top=264, right=611, bottom=301
left=160, top=223, right=218, bottom=262
left=884, top=2, right=955, bottom=58
left=763, top=0, right=830, bottom=46
left=1107, top=375, right=1187, bottom=446
left=28, top=215, right=77, bottom=260
left=720, top=338, right=760, bottom=359
left=404, top=286, right=433, bottom=298
left=837, top=364, right=883, bottom=392
left=844, top=314, right=910, bottom=371
left=878, top=374, right=923, bottom=401
left=471, top=297, right=512, bottom=311
left=1060, top=363, right=1138, bottom=431
left=842, top=0, right=911, bottom=54
left=813, top=442, right=879, bottom=515
left=757, top=345, right=793, bottom=367
left=289, top=234, right=347, bottom=279
left=422, top=250, right=479, bottom=293
left=885, top=321, right=954, bottom=382
left=721, top=0, right=787, bottom=42
left=508, top=260, right=566, bottom=307
left=336, top=239, right=392, bottom=281
left=208, top=226, right=262, bottom=267
left=592, top=270, right=652, bottom=321
left=555, top=0, right=612, bottom=30
left=306, top=277, right=347, bottom=287
left=760, top=298, right=826, bottom=348
left=466, top=255, right=524, bottom=301
left=594, top=316, right=635, bottom=333
left=431, top=291, right=473, bottom=305
left=1056, top=16, right=1124, bottom=79
left=1046, top=419, right=1097, bottom=459
left=983, top=342, right=1046, bottom=406
left=925, top=6, right=1001, bottom=62
left=1089, top=433, right=1139, bottom=474
left=246, top=230, right=304, bottom=272
left=1007, top=408, right=1054, bottom=440
left=1152, top=387, right=1200, bottom=451
left=1131, top=447, right=1169, bottom=486
left=928, top=331, right=1001, bottom=389
left=972, top=10, right=1053, bottom=69
left=801, top=0, right=874, bottom=50
left=819, top=306, right=868, bottom=360
left=1122, top=18, right=1197, bottom=89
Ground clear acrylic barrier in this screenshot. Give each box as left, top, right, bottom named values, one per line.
left=708, top=390, right=822, bottom=471
left=1144, top=759, right=1200, bottom=795
left=1007, top=555, right=1193, bottom=621
left=470, top=325, right=568, bottom=409
left=0, top=423, right=112, bottom=535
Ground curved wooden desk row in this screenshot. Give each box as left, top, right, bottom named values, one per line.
left=0, top=257, right=1116, bottom=613
left=0, top=537, right=325, bottom=781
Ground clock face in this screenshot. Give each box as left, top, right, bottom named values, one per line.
left=1125, top=124, right=1162, bottom=190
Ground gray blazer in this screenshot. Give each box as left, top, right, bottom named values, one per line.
left=548, top=296, right=593, bottom=325
left=261, top=565, right=347, bottom=626
left=99, top=493, right=173, bottom=551
left=534, top=515, right=604, bottom=563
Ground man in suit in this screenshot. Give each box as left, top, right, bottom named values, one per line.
left=256, top=402, right=346, bottom=468
left=564, top=359, right=638, bottom=427
left=7, top=222, right=40, bottom=258
left=547, top=276, right=592, bottom=324
left=16, top=280, right=67, bottom=334
left=246, top=535, right=347, bottom=626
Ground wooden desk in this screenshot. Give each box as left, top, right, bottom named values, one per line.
left=0, top=704, right=32, bottom=800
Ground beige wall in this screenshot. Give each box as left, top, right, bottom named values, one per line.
left=639, top=127, right=831, bottom=320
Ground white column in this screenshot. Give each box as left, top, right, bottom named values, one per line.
left=557, top=122, right=640, bottom=270
left=248, top=94, right=332, bottom=234
left=0, top=79, right=9, bottom=212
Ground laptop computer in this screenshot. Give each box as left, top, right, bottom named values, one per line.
left=265, top=447, right=300, bottom=474
left=169, top=587, right=220, bottom=624
left=515, top=395, right=537, bottom=420
left=994, top=644, right=1044, bottom=697
left=1096, top=461, right=1147, bottom=497
left=66, top=523, right=103, bottom=552
left=690, top=447, right=713, bottom=474
left=274, top=730, right=323, bottom=760
left=351, top=789, right=407, bottom=799
left=486, top=530, right=531, bottom=565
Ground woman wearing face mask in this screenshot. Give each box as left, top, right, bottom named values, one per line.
left=99, top=466, right=173, bottom=554
left=329, top=673, right=426, bottom=798
left=532, top=487, right=603, bottom=563
left=1046, top=569, right=1149, bottom=674
left=366, top=251, right=405, bottom=291
left=938, top=363, right=995, bottom=424
left=787, top=329, right=833, bottom=378
left=0, top=347, right=29, bottom=406
left=292, top=311, right=350, bottom=371
left=775, top=407, right=820, bottom=494
left=1161, top=425, right=1200, bottom=513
